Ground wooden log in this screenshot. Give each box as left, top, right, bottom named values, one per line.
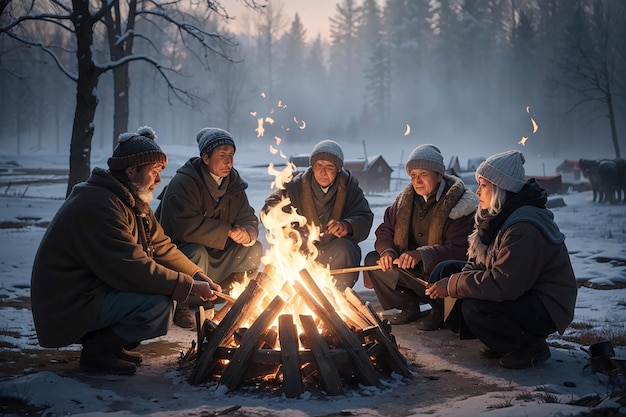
left=212, top=299, right=233, bottom=323
left=248, top=348, right=350, bottom=365
left=262, top=327, right=278, bottom=349
left=343, top=288, right=394, bottom=341
left=278, top=314, right=303, bottom=398
left=189, top=265, right=275, bottom=385
left=360, top=325, right=412, bottom=377
left=320, top=287, right=371, bottom=331
left=300, top=314, right=344, bottom=395
left=296, top=269, right=380, bottom=387
left=220, top=295, right=287, bottom=391
left=196, top=305, right=207, bottom=354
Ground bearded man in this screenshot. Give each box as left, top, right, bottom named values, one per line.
left=31, top=126, right=220, bottom=376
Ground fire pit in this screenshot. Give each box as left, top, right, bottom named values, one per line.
left=185, top=264, right=411, bottom=396
left=183, top=163, right=411, bottom=396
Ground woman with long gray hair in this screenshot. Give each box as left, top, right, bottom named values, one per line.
left=426, top=150, right=577, bottom=369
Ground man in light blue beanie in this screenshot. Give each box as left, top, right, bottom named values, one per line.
left=263, top=139, right=373, bottom=291
left=157, top=127, right=262, bottom=330
left=364, top=143, right=479, bottom=329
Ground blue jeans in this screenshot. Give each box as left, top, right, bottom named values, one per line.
left=89, top=290, right=173, bottom=343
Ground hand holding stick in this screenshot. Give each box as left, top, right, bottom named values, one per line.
left=330, top=265, right=430, bottom=288
left=213, top=291, right=236, bottom=303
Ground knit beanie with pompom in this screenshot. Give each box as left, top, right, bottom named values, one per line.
left=107, top=126, right=167, bottom=171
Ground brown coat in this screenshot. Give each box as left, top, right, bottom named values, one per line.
left=31, top=168, right=201, bottom=348
left=447, top=214, right=577, bottom=334
left=374, top=175, right=478, bottom=277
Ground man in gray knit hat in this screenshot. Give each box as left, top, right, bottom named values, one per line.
left=262, top=139, right=374, bottom=291
left=364, top=144, right=478, bottom=329
left=31, top=126, right=220, bottom=376
left=157, top=127, right=262, bottom=330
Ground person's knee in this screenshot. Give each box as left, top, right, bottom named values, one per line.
left=234, top=241, right=263, bottom=273
left=150, top=294, right=173, bottom=312
left=317, top=238, right=359, bottom=267
left=364, top=251, right=380, bottom=266
left=247, top=241, right=263, bottom=267
left=179, top=243, right=209, bottom=265
left=334, top=238, right=359, bottom=256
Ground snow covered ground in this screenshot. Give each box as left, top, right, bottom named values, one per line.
left=1, top=143, right=626, bottom=416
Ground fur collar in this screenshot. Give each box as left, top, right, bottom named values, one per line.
left=393, top=175, right=477, bottom=250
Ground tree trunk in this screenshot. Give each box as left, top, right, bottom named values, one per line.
left=105, top=0, right=136, bottom=150
left=606, top=87, right=621, bottom=158
left=67, top=0, right=101, bottom=197
left=0, top=0, right=11, bottom=15
left=112, top=65, right=130, bottom=147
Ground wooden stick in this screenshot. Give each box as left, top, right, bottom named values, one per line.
left=297, top=269, right=381, bottom=387
left=330, top=265, right=430, bottom=288
left=330, top=265, right=383, bottom=274
left=213, top=291, right=236, bottom=303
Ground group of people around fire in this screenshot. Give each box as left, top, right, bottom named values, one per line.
left=30, top=125, right=577, bottom=376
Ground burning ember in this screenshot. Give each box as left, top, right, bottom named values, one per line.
left=186, top=151, right=411, bottom=396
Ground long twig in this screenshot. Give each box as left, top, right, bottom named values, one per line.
left=329, top=265, right=383, bottom=274
left=330, top=265, right=430, bottom=288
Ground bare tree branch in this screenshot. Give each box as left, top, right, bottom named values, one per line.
left=3, top=30, right=78, bottom=81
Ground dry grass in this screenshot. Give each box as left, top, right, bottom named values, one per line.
left=562, top=322, right=626, bottom=348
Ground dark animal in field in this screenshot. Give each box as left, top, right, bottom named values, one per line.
left=578, top=158, right=620, bottom=203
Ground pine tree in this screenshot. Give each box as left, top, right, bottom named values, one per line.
left=329, top=0, right=363, bottom=122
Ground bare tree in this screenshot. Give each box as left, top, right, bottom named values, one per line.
left=102, top=1, right=246, bottom=149
left=0, top=0, right=251, bottom=195
left=0, top=0, right=11, bottom=15
left=554, top=0, right=625, bottom=158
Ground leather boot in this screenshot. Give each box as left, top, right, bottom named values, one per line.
left=80, top=327, right=137, bottom=375
left=499, top=337, right=551, bottom=369
left=415, top=300, right=444, bottom=331
left=173, top=304, right=196, bottom=330
left=115, top=346, right=143, bottom=364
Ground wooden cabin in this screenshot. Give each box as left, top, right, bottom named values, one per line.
left=343, top=155, right=393, bottom=194
left=290, top=154, right=393, bottom=194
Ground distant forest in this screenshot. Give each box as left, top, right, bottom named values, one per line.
left=1, top=0, right=625, bottom=162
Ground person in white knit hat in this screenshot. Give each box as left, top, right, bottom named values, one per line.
left=426, top=149, right=577, bottom=369
left=262, top=139, right=374, bottom=291
left=363, top=144, right=479, bottom=329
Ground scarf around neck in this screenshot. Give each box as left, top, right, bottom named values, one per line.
left=476, top=179, right=547, bottom=246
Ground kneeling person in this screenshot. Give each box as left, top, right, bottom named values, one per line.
left=31, top=127, right=220, bottom=375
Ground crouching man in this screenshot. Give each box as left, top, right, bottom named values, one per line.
left=30, top=126, right=220, bottom=376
